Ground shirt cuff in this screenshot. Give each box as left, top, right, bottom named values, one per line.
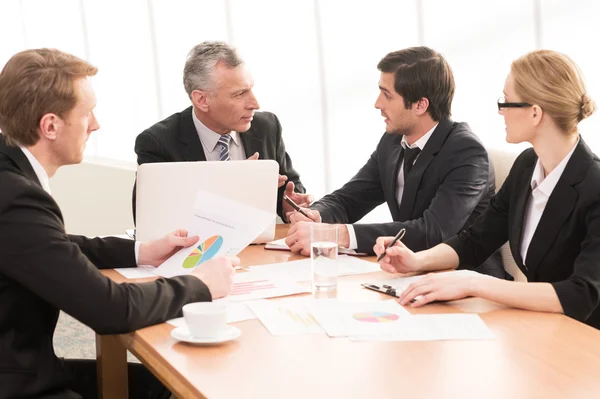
left=135, top=241, right=141, bottom=265
left=345, top=224, right=358, bottom=250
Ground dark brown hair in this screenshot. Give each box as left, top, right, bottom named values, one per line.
left=377, top=46, right=455, bottom=121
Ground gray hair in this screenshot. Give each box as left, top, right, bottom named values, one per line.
left=183, top=41, right=244, bottom=98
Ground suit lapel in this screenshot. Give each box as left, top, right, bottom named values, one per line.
left=523, top=139, right=591, bottom=273
left=239, top=128, right=262, bottom=160
left=509, top=164, right=535, bottom=268
left=179, top=107, right=207, bottom=162
left=397, top=119, right=453, bottom=220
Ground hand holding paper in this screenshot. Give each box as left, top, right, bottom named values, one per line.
left=153, top=190, right=274, bottom=278
left=191, top=256, right=238, bottom=299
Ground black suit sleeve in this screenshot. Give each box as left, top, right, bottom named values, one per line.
left=0, top=178, right=212, bottom=335
left=132, top=131, right=169, bottom=222
left=135, top=130, right=170, bottom=165
left=312, top=148, right=386, bottom=224
left=551, top=201, right=600, bottom=322
left=444, top=156, right=515, bottom=268
left=271, top=114, right=305, bottom=218
left=68, top=234, right=136, bottom=270
left=352, top=138, right=491, bottom=254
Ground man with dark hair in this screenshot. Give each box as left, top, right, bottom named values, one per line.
left=133, top=41, right=310, bottom=222
left=285, top=46, right=505, bottom=278
left=0, top=48, right=237, bottom=399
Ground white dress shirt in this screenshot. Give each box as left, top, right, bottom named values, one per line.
left=19, top=147, right=141, bottom=263
left=192, top=110, right=246, bottom=161
left=520, top=140, right=579, bottom=265
left=20, top=146, right=52, bottom=194
left=346, top=124, right=438, bottom=250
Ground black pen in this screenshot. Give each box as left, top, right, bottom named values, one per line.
left=283, top=195, right=311, bottom=219
left=361, top=283, right=399, bottom=298
left=376, top=228, right=406, bottom=262
left=361, top=283, right=417, bottom=303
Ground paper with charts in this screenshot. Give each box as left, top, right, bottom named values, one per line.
left=247, top=298, right=324, bottom=335
left=349, top=314, right=495, bottom=341
left=305, top=300, right=411, bottom=337
left=224, top=271, right=310, bottom=302
left=240, top=256, right=381, bottom=283
left=154, top=190, right=274, bottom=278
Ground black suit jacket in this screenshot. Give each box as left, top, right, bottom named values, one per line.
left=0, top=136, right=211, bottom=399
left=133, top=107, right=305, bottom=221
left=312, top=119, right=504, bottom=277
left=447, top=139, right=600, bottom=329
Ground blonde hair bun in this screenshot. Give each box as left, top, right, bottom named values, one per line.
left=580, top=94, right=596, bottom=121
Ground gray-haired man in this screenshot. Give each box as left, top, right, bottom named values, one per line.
left=133, top=41, right=309, bottom=221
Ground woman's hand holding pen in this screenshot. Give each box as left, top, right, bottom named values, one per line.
left=373, top=236, right=421, bottom=274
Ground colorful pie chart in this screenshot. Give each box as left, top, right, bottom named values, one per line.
left=352, top=311, right=399, bottom=323
left=182, top=235, right=223, bottom=269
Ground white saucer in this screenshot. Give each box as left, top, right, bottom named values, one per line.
left=171, top=325, right=241, bottom=345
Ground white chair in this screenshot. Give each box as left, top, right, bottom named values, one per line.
left=50, top=159, right=136, bottom=237
left=487, top=147, right=528, bottom=282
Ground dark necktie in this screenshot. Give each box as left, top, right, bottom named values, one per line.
left=403, top=147, right=421, bottom=180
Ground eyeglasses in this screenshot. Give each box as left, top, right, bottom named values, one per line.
left=497, top=96, right=532, bottom=110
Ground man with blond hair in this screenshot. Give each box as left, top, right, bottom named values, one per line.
left=0, top=48, right=236, bottom=399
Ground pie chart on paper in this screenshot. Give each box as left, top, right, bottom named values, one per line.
left=182, top=235, right=224, bottom=269
left=352, top=311, right=400, bottom=323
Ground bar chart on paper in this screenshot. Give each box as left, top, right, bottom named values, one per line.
left=231, top=280, right=276, bottom=295
left=247, top=299, right=324, bottom=335
left=226, top=276, right=309, bottom=302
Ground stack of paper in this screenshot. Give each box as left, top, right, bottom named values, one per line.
left=239, top=256, right=381, bottom=283
left=265, top=238, right=366, bottom=256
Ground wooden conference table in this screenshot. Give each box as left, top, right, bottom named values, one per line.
left=97, top=225, right=600, bottom=399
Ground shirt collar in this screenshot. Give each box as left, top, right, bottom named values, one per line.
left=20, top=146, right=51, bottom=194
left=530, top=138, right=579, bottom=196
left=401, top=123, right=438, bottom=150
left=192, top=109, right=241, bottom=153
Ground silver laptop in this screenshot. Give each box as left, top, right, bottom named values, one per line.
left=135, top=160, right=279, bottom=243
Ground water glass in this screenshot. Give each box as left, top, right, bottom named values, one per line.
left=310, top=224, right=338, bottom=292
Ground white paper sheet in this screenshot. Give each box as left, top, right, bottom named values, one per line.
left=167, top=301, right=257, bottom=327
left=349, top=314, right=495, bottom=341
left=239, top=256, right=381, bottom=284
left=154, top=190, right=274, bottom=278
left=247, top=298, right=324, bottom=335
left=224, top=272, right=310, bottom=301
left=114, top=265, right=157, bottom=279
left=305, top=300, right=411, bottom=337
left=265, top=238, right=365, bottom=256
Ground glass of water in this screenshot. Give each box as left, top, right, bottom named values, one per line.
left=310, top=224, right=338, bottom=292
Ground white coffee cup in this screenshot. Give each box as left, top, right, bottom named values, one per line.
left=182, top=302, right=227, bottom=338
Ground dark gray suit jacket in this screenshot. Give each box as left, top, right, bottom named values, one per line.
left=312, top=119, right=504, bottom=278
left=133, top=107, right=305, bottom=221
left=447, top=139, right=600, bottom=328
left=0, top=135, right=211, bottom=399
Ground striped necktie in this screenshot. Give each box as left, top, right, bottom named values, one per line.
left=218, top=134, right=232, bottom=161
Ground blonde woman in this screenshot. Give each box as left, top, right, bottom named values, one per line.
left=374, top=50, right=600, bottom=329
